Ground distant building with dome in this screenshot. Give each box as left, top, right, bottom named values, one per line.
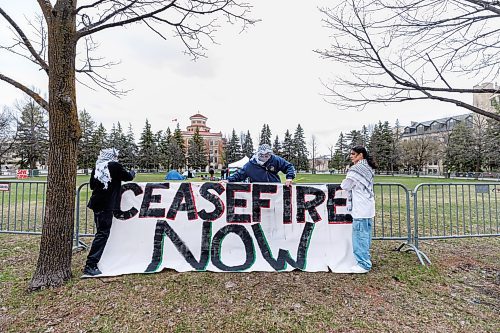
left=181, top=114, right=225, bottom=170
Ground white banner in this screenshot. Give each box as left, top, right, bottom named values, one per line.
left=97, top=182, right=357, bottom=276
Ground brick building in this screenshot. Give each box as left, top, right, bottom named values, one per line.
left=181, top=114, right=225, bottom=170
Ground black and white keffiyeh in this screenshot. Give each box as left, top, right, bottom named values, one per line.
left=251, top=144, right=273, bottom=166
left=346, top=159, right=375, bottom=198
left=94, top=148, right=119, bottom=189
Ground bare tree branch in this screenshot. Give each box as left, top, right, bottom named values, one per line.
left=76, top=1, right=177, bottom=38
left=0, top=73, right=49, bottom=110
left=0, top=7, right=49, bottom=73
left=316, top=0, right=500, bottom=121
left=75, top=1, right=256, bottom=60
left=74, top=34, right=129, bottom=96
left=75, top=0, right=108, bottom=14
left=421, top=91, right=500, bottom=120
left=427, top=53, right=452, bottom=89
left=464, top=0, right=500, bottom=14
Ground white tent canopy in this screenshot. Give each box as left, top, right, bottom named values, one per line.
left=229, top=156, right=249, bottom=168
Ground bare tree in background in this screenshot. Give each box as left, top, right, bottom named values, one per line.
left=0, top=107, right=17, bottom=168
left=309, top=134, right=318, bottom=174
left=316, top=0, right=500, bottom=121
left=400, top=137, right=441, bottom=174
left=0, top=0, right=255, bottom=290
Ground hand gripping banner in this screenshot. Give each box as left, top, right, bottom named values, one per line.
left=96, top=182, right=357, bottom=276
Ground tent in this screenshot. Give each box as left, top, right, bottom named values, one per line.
left=182, top=170, right=196, bottom=178
left=229, top=156, right=249, bottom=169
left=165, top=170, right=185, bottom=180
left=228, top=156, right=249, bottom=177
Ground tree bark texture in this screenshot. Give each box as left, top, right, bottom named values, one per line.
left=29, top=1, right=81, bottom=290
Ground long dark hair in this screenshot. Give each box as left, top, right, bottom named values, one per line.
left=351, top=146, right=378, bottom=169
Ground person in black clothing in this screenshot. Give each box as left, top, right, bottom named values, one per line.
left=209, top=167, right=215, bottom=180
left=83, top=148, right=135, bottom=276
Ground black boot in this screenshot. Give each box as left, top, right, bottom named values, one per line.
left=83, top=265, right=102, bottom=276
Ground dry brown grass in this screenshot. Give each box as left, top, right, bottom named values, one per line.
left=0, top=234, right=498, bottom=333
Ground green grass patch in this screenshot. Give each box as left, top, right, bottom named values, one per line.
left=0, top=236, right=498, bottom=332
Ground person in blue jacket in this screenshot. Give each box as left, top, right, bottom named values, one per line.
left=227, top=144, right=295, bottom=186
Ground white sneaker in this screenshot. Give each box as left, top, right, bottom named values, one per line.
left=350, top=265, right=369, bottom=274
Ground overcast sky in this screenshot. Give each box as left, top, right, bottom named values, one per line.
left=0, top=0, right=475, bottom=155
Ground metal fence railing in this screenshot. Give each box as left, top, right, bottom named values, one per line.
left=0, top=180, right=47, bottom=235
left=413, top=183, right=500, bottom=247
left=373, top=183, right=430, bottom=265
left=2, top=180, right=499, bottom=266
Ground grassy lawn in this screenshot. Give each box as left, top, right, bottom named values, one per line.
left=0, top=174, right=498, bottom=331
left=2, top=172, right=495, bottom=189
left=0, top=234, right=498, bottom=332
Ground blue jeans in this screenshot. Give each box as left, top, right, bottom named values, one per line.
left=352, top=218, right=373, bottom=270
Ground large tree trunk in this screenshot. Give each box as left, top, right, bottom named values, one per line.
left=29, top=1, right=80, bottom=290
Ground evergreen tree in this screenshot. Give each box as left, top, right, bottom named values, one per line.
left=226, top=129, right=243, bottom=163
left=331, top=132, right=349, bottom=171
left=15, top=99, right=49, bottom=169
left=173, top=124, right=186, bottom=152
left=77, top=109, right=96, bottom=171
left=330, top=150, right=346, bottom=171
left=259, top=124, right=272, bottom=145
left=108, top=123, right=117, bottom=147
left=90, top=123, right=108, bottom=162
left=138, top=119, right=157, bottom=169
left=361, top=125, right=370, bottom=147
left=292, top=124, right=309, bottom=171
left=108, top=122, right=126, bottom=152
left=156, top=128, right=170, bottom=169
left=367, top=123, right=381, bottom=167
left=241, top=130, right=254, bottom=157
left=153, top=130, right=164, bottom=170
left=282, top=130, right=294, bottom=162
left=272, top=135, right=282, bottom=155
left=444, top=122, right=477, bottom=172
left=368, top=121, right=393, bottom=171
left=187, top=127, right=208, bottom=170
left=170, top=124, right=186, bottom=170
left=266, top=124, right=272, bottom=145
left=346, top=130, right=363, bottom=148
left=121, top=123, right=138, bottom=169
left=484, top=106, right=500, bottom=170
left=380, top=121, right=394, bottom=171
